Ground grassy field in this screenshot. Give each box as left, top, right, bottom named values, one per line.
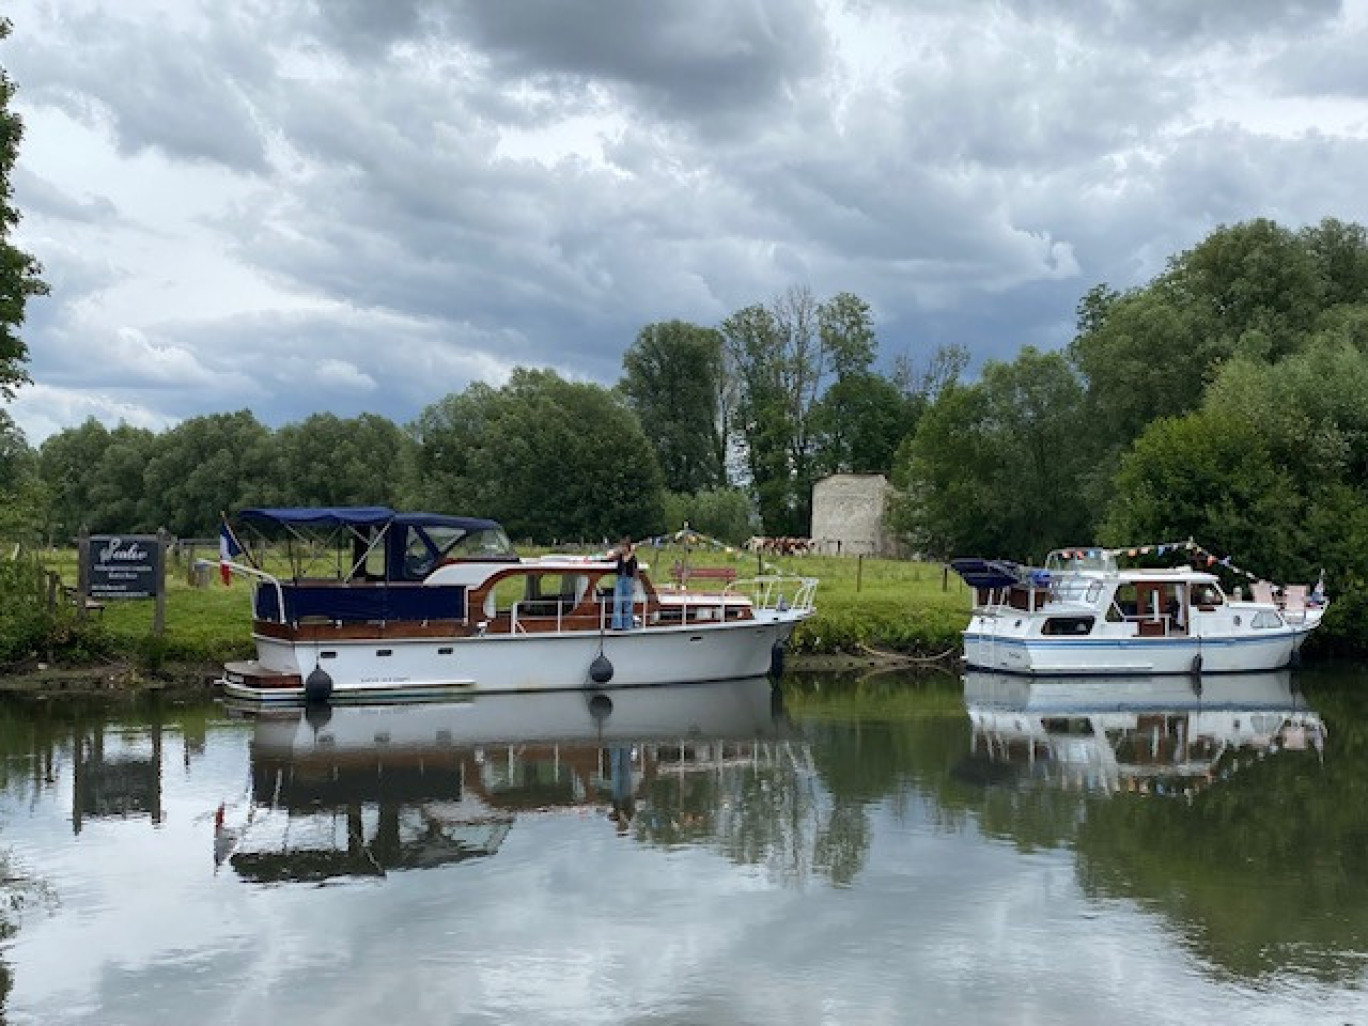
left=20, top=544, right=974, bottom=669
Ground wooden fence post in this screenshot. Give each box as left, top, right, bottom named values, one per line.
left=153, top=527, right=168, bottom=637
left=76, top=528, right=91, bottom=623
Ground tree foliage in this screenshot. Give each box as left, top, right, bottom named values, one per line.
left=721, top=288, right=880, bottom=535
left=141, top=412, right=275, bottom=537
left=0, top=407, right=40, bottom=540
left=662, top=487, right=755, bottom=545
left=620, top=321, right=725, bottom=493
left=810, top=371, right=919, bottom=477
left=0, top=18, right=48, bottom=399
left=414, top=368, right=665, bottom=542
left=890, top=348, right=1091, bottom=560
left=269, top=413, right=416, bottom=509
left=1070, top=218, right=1368, bottom=462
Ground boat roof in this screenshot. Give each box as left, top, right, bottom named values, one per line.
left=237, top=506, right=502, bottom=532
left=950, top=558, right=1025, bottom=589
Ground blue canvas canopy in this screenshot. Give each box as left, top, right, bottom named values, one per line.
left=950, top=558, right=1026, bottom=590
left=234, top=507, right=513, bottom=582
left=237, top=507, right=501, bottom=533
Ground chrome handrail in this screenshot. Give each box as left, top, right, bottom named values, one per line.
left=728, top=575, right=818, bottom=614
left=222, top=561, right=286, bottom=624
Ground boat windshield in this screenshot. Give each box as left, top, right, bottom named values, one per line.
left=443, top=525, right=517, bottom=560
left=401, top=524, right=517, bottom=578
left=1045, top=549, right=1117, bottom=574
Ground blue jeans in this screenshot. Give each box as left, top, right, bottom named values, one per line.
left=612, top=576, right=635, bottom=629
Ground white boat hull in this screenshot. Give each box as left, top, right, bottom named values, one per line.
left=963, top=623, right=1315, bottom=675
left=221, top=614, right=802, bottom=703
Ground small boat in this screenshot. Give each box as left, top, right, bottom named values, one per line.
left=960, top=669, right=1326, bottom=795
left=951, top=547, right=1326, bottom=675
left=216, top=507, right=816, bottom=703
left=214, top=677, right=790, bottom=881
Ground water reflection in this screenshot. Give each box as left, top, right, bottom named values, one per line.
left=215, top=678, right=794, bottom=883
left=962, top=670, right=1325, bottom=797
left=0, top=672, right=1364, bottom=1023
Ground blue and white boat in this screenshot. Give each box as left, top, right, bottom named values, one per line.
left=952, top=548, right=1326, bottom=676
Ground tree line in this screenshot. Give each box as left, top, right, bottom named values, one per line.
left=3, top=219, right=1368, bottom=569
left=0, top=292, right=945, bottom=546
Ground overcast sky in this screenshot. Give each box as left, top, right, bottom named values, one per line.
left=7, top=0, right=1368, bottom=444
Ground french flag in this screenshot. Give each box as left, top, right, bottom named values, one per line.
left=219, top=523, right=242, bottom=586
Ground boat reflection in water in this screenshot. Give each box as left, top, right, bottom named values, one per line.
left=962, top=670, right=1325, bottom=797
left=214, top=678, right=787, bottom=882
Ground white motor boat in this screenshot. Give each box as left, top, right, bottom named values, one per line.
left=217, top=507, right=816, bottom=703
left=953, top=548, right=1326, bottom=676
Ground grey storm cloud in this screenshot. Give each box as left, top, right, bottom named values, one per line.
left=6, top=0, right=1368, bottom=444
left=304, top=0, right=831, bottom=133
left=9, top=6, right=271, bottom=171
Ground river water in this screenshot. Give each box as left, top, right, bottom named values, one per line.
left=0, top=667, right=1365, bottom=1025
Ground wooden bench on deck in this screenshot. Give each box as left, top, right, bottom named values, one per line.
left=669, top=562, right=737, bottom=588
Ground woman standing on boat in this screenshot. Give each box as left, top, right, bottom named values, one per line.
left=611, top=537, right=638, bottom=629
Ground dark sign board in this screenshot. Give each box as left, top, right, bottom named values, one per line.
left=87, top=535, right=163, bottom=599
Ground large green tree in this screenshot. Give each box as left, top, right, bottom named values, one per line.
left=810, top=370, right=919, bottom=476
left=140, top=411, right=274, bottom=536
left=721, top=288, right=880, bottom=535
left=1100, top=408, right=1304, bottom=575
left=268, top=413, right=417, bottom=509
left=1102, top=331, right=1368, bottom=622
left=1070, top=218, right=1368, bottom=464
left=38, top=419, right=126, bottom=539
left=890, top=348, right=1091, bottom=560
left=619, top=321, right=725, bottom=494
left=0, top=18, right=47, bottom=399
left=414, top=369, right=665, bottom=542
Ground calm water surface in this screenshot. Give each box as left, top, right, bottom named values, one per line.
left=1, top=667, right=1366, bottom=1025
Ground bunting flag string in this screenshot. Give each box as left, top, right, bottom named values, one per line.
left=638, top=527, right=737, bottom=554
left=1052, top=538, right=1278, bottom=585
left=635, top=527, right=796, bottom=577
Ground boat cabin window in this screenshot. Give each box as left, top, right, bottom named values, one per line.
left=483, top=572, right=589, bottom=617
left=1251, top=609, right=1284, bottom=629
left=520, top=573, right=587, bottom=615
left=1191, top=583, right=1224, bottom=608
left=350, top=530, right=387, bottom=580
left=484, top=576, right=526, bottom=616
left=1052, top=578, right=1102, bottom=604
left=1042, top=615, right=1095, bottom=636
left=1041, top=717, right=1095, bottom=735
left=1107, top=583, right=1138, bottom=621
